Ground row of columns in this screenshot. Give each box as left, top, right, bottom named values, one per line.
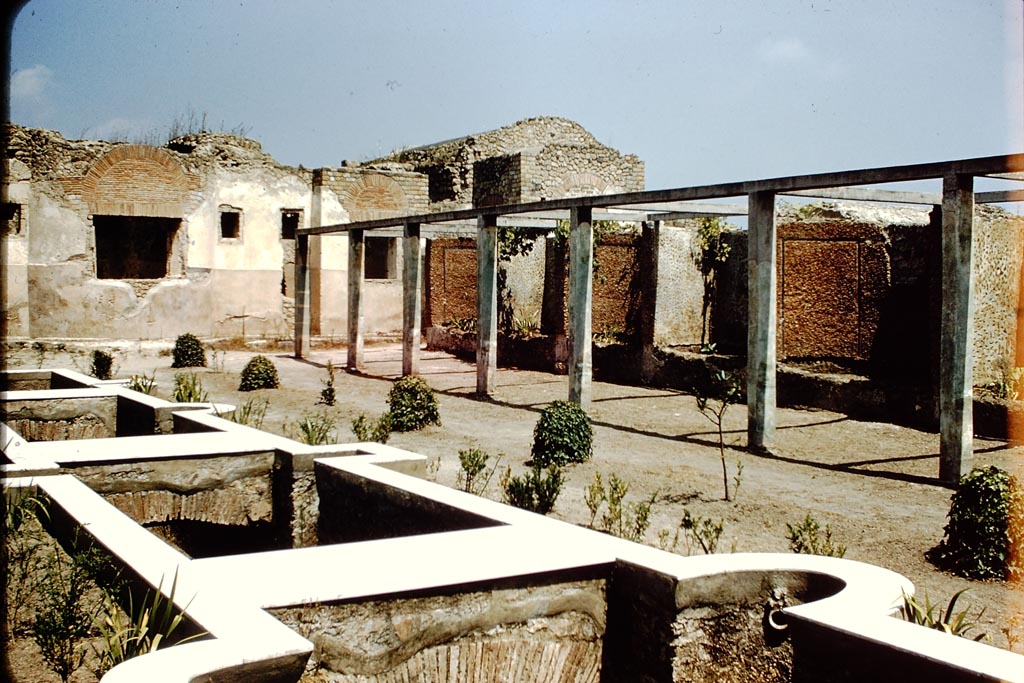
left=296, top=174, right=977, bottom=484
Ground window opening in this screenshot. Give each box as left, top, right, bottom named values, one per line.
left=94, top=215, right=180, bottom=279
left=364, top=237, right=398, bottom=279
left=220, top=207, right=242, bottom=240
left=281, top=209, right=301, bottom=240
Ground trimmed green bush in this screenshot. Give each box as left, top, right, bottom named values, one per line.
left=386, top=376, right=440, bottom=431
left=171, top=333, right=206, bottom=368
left=931, top=465, right=1024, bottom=580
left=501, top=465, right=563, bottom=515
left=239, top=355, right=279, bottom=391
left=531, top=400, right=593, bottom=467
left=90, top=350, right=115, bottom=380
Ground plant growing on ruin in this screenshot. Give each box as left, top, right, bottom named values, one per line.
left=89, top=350, right=116, bottom=380
left=351, top=413, right=392, bottom=444
left=4, top=490, right=50, bottom=632
left=456, top=448, right=502, bottom=495
left=531, top=400, right=593, bottom=467
left=291, top=412, right=336, bottom=445
left=695, top=216, right=732, bottom=350
left=695, top=369, right=742, bottom=501
left=228, top=397, right=269, bottom=429
left=94, top=570, right=204, bottom=675
left=989, top=367, right=1024, bottom=401
left=239, top=355, right=280, bottom=391
left=679, top=509, right=725, bottom=554
left=786, top=514, right=846, bottom=558
left=930, top=465, right=1024, bottom=580
left=171, top=333, right=206, bottom=368
left=899, top=589, right=987, bottom=642
left=33, top=546, right=107, bottom=683
left=173, top=372, right=208, bottom=403
left=385, top=376, right=440, bottom=431
left=584, top=471, right=656, bottom=542
left=501, top=465, right=563, bottom=515
left=510, top=312, right=540, bottom=339
left=126, top=372, right=157, bottom=395
left=318, top=360, right=337, bottom=406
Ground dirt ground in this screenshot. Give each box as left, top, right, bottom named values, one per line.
left=5, top=337, right=1024, bottom=678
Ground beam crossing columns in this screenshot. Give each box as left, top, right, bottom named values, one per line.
left=347, top=229, right=365, bottom=372
left=293, top=233, right=311, bottom=358
left=747, top=191, right=777, bottom=451
left=402, top=223, right=424, bottom=377
left=476, top=215, right=499, bottom=395
left=939, top=173, right=975, bottom=483
left=568, top=207, right=594, bottom=408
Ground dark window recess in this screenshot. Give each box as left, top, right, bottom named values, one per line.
left=94, top=215, right=179, bottom=279
left=3, top=203, right=21, bottom=235
left=364, top=237, right=397, bottom=279
left=220, top=211, right=241, bottom=239
left=281, top=210, right=300, bottom=239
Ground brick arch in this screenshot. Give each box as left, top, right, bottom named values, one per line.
left=558, top=172, right=610, bottom=199
left=82, top=145, right=189, bottom=217
left=344, top=173, right=408, bottom=221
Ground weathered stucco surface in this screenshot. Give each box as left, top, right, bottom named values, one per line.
left=273, top=580, right=606, bottom=682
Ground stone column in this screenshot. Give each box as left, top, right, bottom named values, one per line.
left=747, top=191, right=777, bottom=451
left=939, top=173, right=975, bottom=483
left=639, top=221, right=660, bottom=384
left=568, top=206, right=594, bottom=408
left=476, top=215, right=499, bottom=395
left=347, top=229, right=365, bottom=372
left=293, top=233, right=311, bottom=358
left=402, top=222, right=423, bottom=377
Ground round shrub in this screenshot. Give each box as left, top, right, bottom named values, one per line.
left=171, top=333, right=207, bottom=368
left=386, top=376, right=440, bottom=432
left=531, top=400, right=593, bottom=467
left=239, top=355, right=279, bottom=391
left=932, top=465, right=1024, bottom=580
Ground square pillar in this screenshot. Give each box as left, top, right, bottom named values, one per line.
left=293, top=233, right=311, bottom=358
left=639, top=221, right=660, bottom=384
left=939, top=173, right=975, bottom=483
left=402, top=222, right=423, bottom=377
left=347, top=229, right=365, bottom=372
left=747, top=191, right=777, bottom=451
left=568, top=206, right=594, bottom=409
left=476, top=215, right=499, bottom=395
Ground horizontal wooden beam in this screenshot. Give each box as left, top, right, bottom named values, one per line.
left=300, top=152, right=1024, bottom=236
left=782, top=187, right=941, bottom=205
left=976, top=189, right=1024, bottom=204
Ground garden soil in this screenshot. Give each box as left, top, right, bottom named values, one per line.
left=5, top=339, right=1024, bottom=681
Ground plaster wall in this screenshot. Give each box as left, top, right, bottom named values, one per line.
left=652, top=223, right=705, bottom=347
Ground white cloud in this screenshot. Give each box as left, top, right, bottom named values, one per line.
left=11, top=64, right=53, bottom=102
left=758, top=38, right=812, bottom=64
left=82, top=117, right=156, bottom=142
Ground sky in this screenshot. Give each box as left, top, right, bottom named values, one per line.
left=8, top=0, right=1024, bottom=193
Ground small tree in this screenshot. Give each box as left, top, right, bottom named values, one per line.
left=386, top=376, right=440, bottom=431
left=531, top=401, right=593, bottom=467
left=239, top=355, right=279, bottom=391
left=695, top=369, right=742, bottom=501
left=171, top=333, right=206, bottom=368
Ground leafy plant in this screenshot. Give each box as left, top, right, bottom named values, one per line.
left=989, top=368, right=1024, bottom=400
left=931, top=465, right=1024, bottom=580
left=94, top=571, right=204, bottom=674
left=351, top=413, right=393, bottom=444
left=90, top=350, right=116, bottom=380
left=444, top=317, right=477, bottom=334
left=386, top=376, right=441, bottom=432
left=456, top=448, right=502, bottom=495
left=33, top=546, right=106, bottom=682
left=531, top=400, right=593, bottom=467
left=291, top=412, right=337, bottom=445
left=501, top=465, right=564, bottom=514
left=899, top=589, right=987, bottom=641
left=695, top=369, right=742, bottom=501
left=126, top=372, right=157, bottom=395
left=171, top=333, right=206, bottom=368
left=510, top=313, right=540, bottom=339
left=679, top=508, right=725, bottom=554
left=319, top=360, right=336, bottom=406
left=239, top=355, right=280, bottom=391
left=228, top=396, right=269, bottom=429
left=786, top=514, right=846, bottom=558
left=32, top=340, right=48, bottom=368
left=584, top=471, right=655, bottom=542
left=593, top=326, right=625, bottom=345
left=695, top=216, right=732, bottom=349
left=172, top=372, right=208, bottom=403
left=4, top=490, right=50, bottom=632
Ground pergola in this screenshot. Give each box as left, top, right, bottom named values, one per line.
left=295, top=153, right=1024, bottom=484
